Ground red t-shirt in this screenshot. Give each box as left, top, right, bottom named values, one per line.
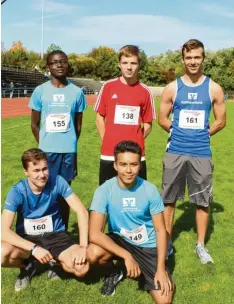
left=94, top=78, right=156, bottom=159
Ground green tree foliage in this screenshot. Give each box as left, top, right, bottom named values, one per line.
left=89, top=46, right=119, bottom=80
left=46, top=43, right=62, bottom=54
left=1, top=42, right=234, bottom=91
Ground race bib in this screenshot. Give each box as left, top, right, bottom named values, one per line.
left=179, top=110, right=205, bottom=129
left=120, top=224, right=148, bottom=245
left=114, top=105, right=140, bottom=125
left=24, top=215, right=53, bottom=235
left=46, top=113, right=70, bottom=133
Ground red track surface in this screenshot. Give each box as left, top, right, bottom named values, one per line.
left=1, top=95, right=98, bottom=119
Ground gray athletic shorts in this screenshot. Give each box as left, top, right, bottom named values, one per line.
left=161, top=153, right=213, bottom=207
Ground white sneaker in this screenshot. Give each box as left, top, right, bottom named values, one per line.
left=195, top=243, right=214, bottom=264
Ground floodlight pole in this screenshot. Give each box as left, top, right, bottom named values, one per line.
left=40, top=0, right=44, bottom=60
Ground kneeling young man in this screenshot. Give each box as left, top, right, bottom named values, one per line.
left=1, top=148, right=89, bottom=291
left=88, top=141, right=174, bottom=303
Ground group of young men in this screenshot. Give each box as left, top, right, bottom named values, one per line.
left=1, top=39, right=226, bottom=304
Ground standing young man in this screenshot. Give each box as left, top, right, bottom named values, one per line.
left=29, top=50, right=87, bottom=229
left=94, top=45, right=156, bottom=185
left=1, top=149, right=89, bottom=291
left=88, top=141, right=174, bottom=303
left=158, top=39, right=226, bottom=263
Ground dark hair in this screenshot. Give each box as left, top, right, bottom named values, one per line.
left=46, top=50, right=68, bottom=65
left=118, top=45, right=141, bottom=64
left=114, top=141, right=142, bottom=161
left=21, top=148, right=47, bottom=170
left=182, top=39, right=205, bottom=58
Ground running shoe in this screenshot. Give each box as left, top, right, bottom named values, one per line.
left=100, top=270, right=124, bottom=296
left=195, top=243, right=214, bottom=264
left=15, top=262, right=36, bottom=292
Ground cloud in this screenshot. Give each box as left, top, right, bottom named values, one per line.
left=198, top=3, right=234, bottom=18
left=32, top=0, right=78, bottom=14
left=63, top=14, right=234, bottom=51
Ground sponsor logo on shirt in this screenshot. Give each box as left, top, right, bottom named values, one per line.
left=122, top=198, right=140, bottom=212
left=111, top=94, right=118, bottom=99
left=123, top=198, right=136, bottom=207
left=53, top=94, right=65, bottom=102
left=188, top=93, right=198, bottom=100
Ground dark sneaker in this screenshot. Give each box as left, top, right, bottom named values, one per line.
left=195, top=243, right=214, bottom=264
left=48, top=263, right=62, bottom=280
left=15, top=262, right=36, bottom=292
left=166, top=240, right=174, bottom=259
left=100, top=270, right=123, bottom=296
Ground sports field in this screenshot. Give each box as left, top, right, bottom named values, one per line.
left=1, top=100, right=234, bottom=304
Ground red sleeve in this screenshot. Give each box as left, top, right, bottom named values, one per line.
left=94, top=84, right=108, bottom=116
left=141, top=89, right=156, bottom=122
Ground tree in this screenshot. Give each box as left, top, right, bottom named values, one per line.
left=46, top=43, right=62, bottom=54
left=89, top=46, right=119, bottom=80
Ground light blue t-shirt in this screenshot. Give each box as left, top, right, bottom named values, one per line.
left=29, top=80, right=87, bottom=153
left=4, top=175, right=73, bottom=236
left=90, top=177, right=164, bottom=248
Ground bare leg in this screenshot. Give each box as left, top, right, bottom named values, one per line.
left=196, top=206, right=209, bottom=243
left=1, top=241, right=30, bottom=269
left=163, top=203, right=176, bottom=241
left=150, top=289, right=174, bottom=304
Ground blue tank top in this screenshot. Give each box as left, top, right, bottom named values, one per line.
left=167, top=76, right=212, bottom=157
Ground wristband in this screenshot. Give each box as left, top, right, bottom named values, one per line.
left=79, top=245, right=88, bottom=249
left=31, top=245, right=39, bottom=256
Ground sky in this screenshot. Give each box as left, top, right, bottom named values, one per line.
left=1, top=0, right=234, bottom=56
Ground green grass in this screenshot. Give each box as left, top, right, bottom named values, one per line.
left=2, top=100, right=234, bottom=304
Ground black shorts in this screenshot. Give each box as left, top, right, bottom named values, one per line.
left=108, top=233, right=171, bottom=291
left=23, top=232, right=77, bottom=259
left=99, top=159, right=147, bottom=185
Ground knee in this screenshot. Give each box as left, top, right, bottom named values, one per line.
left=87, top=244, right=103, bottom=264
left=1, top=242, right=13, bottom=266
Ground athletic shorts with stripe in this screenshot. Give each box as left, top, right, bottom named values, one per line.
left=161, top=153, right=213, bottom=207
left=108, top=233, right=172, bottom=291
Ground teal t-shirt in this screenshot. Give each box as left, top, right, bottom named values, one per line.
left=90, top=177, right=164, bottom=248
left=29, top=81, right=87, bottom=153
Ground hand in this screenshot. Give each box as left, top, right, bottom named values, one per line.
left=71, top=245, right=87, bottom=265
left=33, top=246, right=55, bottom=264
left=154, top=269, right=172, bottom=296
left=124, top=254, right=141, bottom=278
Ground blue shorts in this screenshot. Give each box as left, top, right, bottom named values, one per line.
left=46, top=153, right=77, bottom=182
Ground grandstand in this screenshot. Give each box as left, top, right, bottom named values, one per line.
left=1, top=65, right=47, bottom=97
left=68, top=78, right=102, bottom=94
left=1, top=66, right=103, bottom=97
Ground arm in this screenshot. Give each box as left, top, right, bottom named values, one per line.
left=152, top=212, right=172, bottom=295
left=209, top=81, right=226, bottom=136
left=89, top=211, right=141, bottom=278
left=142, top=122, right=152, bottom=139
left=31, top=110, right=41, bottom=143
left=158, top=82, right=175, bottom=133
left=96, top=113, right=106, bottom=140
left=74, top=112, right=83, bottom=139
left=65, top=193, right=89, bottom=247
left=1, top=209, right=53, bottom=263
left=2, top=209, right=36, bottom=252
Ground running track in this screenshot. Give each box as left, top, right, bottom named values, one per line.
left=1, top=95, right=98, bottom=119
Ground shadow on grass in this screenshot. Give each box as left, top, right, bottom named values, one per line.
left=167, top=201, right=224, bottom=274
